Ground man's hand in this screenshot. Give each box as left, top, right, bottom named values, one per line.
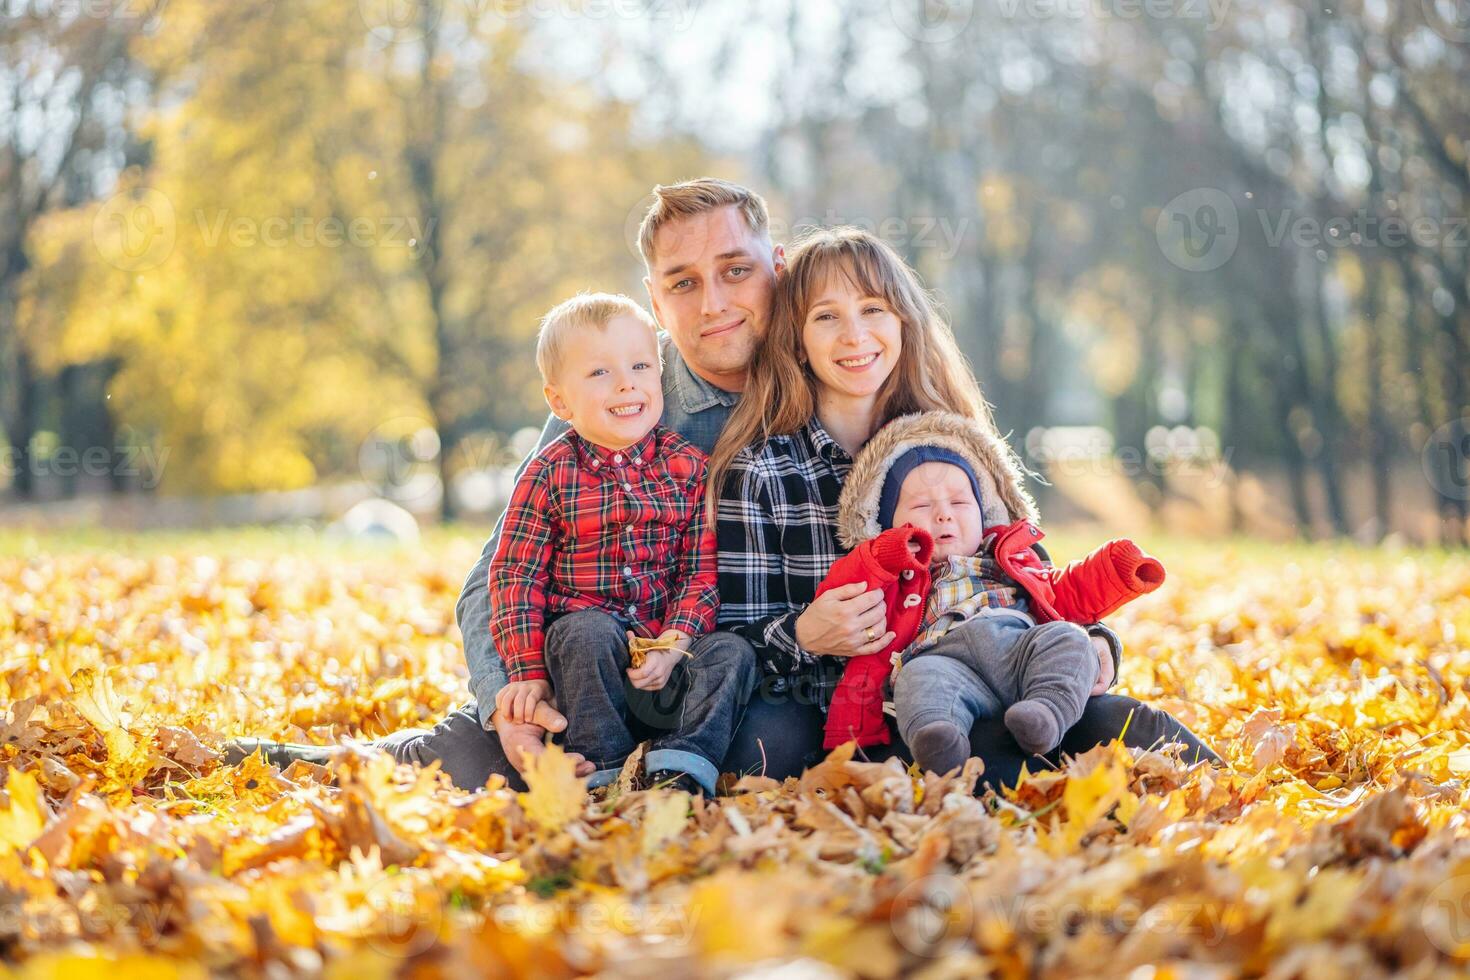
left=626, top=628, right=689, bottom=691
left=490, top=704, right=595, bottom=777
left=495, top=678, right=552, bottom=725
left=795, top=581, right=894, bottom=657
left=1090, top=634, right=1115, bottom=695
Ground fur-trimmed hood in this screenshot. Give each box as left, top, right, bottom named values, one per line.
left=837, top=411, right=1038, bottom=549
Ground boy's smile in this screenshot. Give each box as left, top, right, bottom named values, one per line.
left=543, top=314, right=664, bottom=451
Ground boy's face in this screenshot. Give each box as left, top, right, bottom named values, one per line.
left=892, top=461, right=988, bottom=562
left=543, top=315, right=664, bottom=451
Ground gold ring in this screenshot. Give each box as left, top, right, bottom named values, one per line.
left=865, top=627, right=877, bottom=643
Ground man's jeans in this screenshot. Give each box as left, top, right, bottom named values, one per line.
left=382, top=613, right=757, bottom=794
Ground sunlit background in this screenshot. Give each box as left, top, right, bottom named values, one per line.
left=3, top=0, right=1469, bottom=544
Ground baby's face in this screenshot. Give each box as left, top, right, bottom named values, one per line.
left=891, top=461, right=987, bottom=562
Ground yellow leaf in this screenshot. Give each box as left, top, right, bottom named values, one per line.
left=518, top=744, right=586, bottom=832
left=69, top=667, right=139, bottom=761
left=641, top=791, right=690, bottom=856
left=1053, top=757, right=1129, bottom=852
left=0, top=768, right=48, bottom=856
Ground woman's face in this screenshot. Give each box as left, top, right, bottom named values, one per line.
left=800, top=269, right=903, bottom=404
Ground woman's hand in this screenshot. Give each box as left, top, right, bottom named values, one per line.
left=795, top=581, right=895, bottom=657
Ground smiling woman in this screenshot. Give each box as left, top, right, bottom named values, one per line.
left=708, top=226, right=1216, bottom=786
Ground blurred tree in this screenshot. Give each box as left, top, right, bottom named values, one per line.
left=0, top=1, right=162, bottom=499
left=26, top=1, right=702, bottom=511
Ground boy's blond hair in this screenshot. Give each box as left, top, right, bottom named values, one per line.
left=636, top=178, right=772, bottom=264
left=535, top=293, right=659, bottom=383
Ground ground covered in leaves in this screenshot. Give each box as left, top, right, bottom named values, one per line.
left=1, top=529, right=1470, bottom=978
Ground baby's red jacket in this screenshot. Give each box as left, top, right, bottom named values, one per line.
left=817, top=525, right=933, bottom=750
left=818, top=520, right=1166, bottom=750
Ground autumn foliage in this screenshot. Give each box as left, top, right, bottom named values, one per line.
left=1, top=532, right=1469, bottom=977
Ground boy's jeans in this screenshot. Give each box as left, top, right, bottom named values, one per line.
left=543, top=609, right=758, bottom=794
left=894, top=610, right=1097, bottom=748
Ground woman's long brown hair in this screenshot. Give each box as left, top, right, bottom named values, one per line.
left=707, top=226, right=998, bottom=512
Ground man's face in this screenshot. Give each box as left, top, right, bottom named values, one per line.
left=643, top=205, right=783, bottom=391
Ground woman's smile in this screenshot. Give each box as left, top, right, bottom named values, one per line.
left=835, top=352, right=880, bottom=370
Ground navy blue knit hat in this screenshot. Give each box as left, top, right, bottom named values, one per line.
left=875, top=446, right=983, bottom=530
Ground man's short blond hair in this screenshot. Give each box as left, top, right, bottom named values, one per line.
left=536, top=293, right=659, bottom=383
left=637, top=177, right=772, bottom=265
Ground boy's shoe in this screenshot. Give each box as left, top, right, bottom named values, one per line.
left=642, top=768, right=704, bottom=796
left=221, top=737, right=338, bottom=770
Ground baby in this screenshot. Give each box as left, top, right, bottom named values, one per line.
left=816, top=411, right=1164, bottom=775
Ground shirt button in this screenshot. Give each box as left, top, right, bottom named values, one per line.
left=614, top=453, right=624, bottom=464
left=622, top=566, right=633, bottom=577
left=634, top=456, right=644, bottom=465
left=626, top=605, right=637, bottom=616
left=622, top=482, right=632, bottom=491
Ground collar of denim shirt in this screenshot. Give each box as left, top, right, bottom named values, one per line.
left=660, top=333, right=740, bottom=417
